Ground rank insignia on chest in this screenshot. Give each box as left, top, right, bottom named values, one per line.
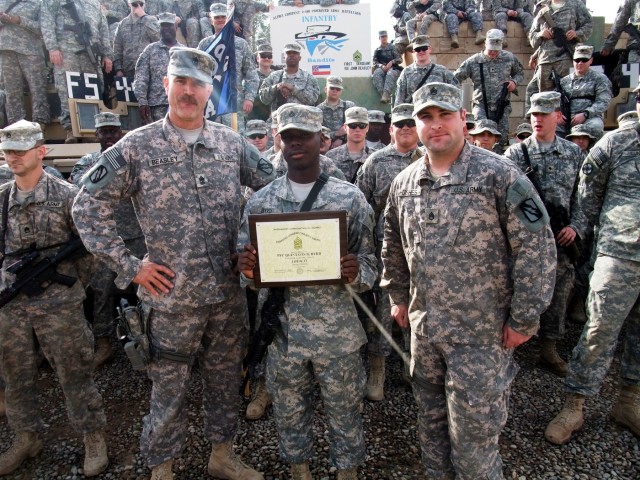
left=196, top=174, right=208, bottom=188
left=425, top=208, right=438, bottom=223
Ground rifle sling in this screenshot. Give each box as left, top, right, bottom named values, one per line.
left=300, top=172, right=329, bottom=212
left=416, top=63, right=436, bottom=91
left=479, top=63, right=491, bottom=120
left=3, top=0, right=22, bottom=15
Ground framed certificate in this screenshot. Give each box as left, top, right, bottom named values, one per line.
left=248, top=211, right=348, bottom=287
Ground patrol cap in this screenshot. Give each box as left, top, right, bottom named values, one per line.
left=465, top=112, right=476, bottom=128
left=368, top=110, right=386, bottom=123
left=617, top=110, right=638, bottom=126
left=412, top=82, right=463, bottom=116
left=326, top=76, right=344, bottom=89
left=284, top=43, right=301, bottom=53
left=573, top=44, right=593, bottom=60
left=486, top=29, right=503, bottom=51
left=391, top=104, right=414, bottom=123
left=412, top=35, right=430, bottom=50
left=565, top=123, right=596, bottom=139
left=527, top=91, right=561, bottom=115
left=209, top=2, right=227, bottom=15
left=379, top=30, right=388, bottom=37
left=515, top=122, right=533, bottom=137
left=345, top=106, right=369, bottom=124
left=271, top=113, right=279, bottom=129
left=277, top=104, right=323, bottom=134
left=157, top=12, right=177, bottom=24
left=168, top=47, right=215, bottom=85
left=0, top=120, right=44, bottom=151
left=468, top=119, right=501, bottom=136
left=245, top=119, right=268, bottom=136
left=94, top=112, right=122, bottom=129
left=257, top=43, right=272, bottom=54
left=128, top=0, right=144, bottom=3
left=321, top=126, right=331, bottom=138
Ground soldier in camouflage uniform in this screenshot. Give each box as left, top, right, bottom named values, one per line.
left=366, top=110, right=387, bottom=151
left=504, top=91, right=585, bottom=377
left=248, top=42, right=280, bottom=122
left=356, top=103, right=423, bottom=402
left=0, top=0, right=50, bottom=126
left=468, top=118, right=502, bottom=152
left=406, top=0, right=442, bottom=41
left=198, top=2, right=259, bottom=132
left=245, top=119, right=270, bottom=157
left=278, top=0, right=359, bottom=5
left=395, top=35, right=457, bottom=107
left=40, top=0, right=113, bottom=143
left=528, top=0, right=592, bottom=93
left=514, top=121, right=532, bottom=141
left=72, top=47, right=273, bottom=480
left=617, top=110, right=639, bottom=128
left=381, top=82, right=557, bottom=479
left=326, top=107, right=376, bottom=183
left=443, top=0, right=485, bottom=48
left=0, top=121, right=108, bottom=477
left=558, top=45, right=612, bottom=137
left=565, top=123, right=597, bottom=154
left=227, top=0, right=272, bottom=42
left=317, top=76, right=355, bottom=150
left=99, top=0, right=130, bottom=39
left=237, top=103, right=376, bottom=480
left=134, top=12, right=184, bottom=124
left=493, top=0, right=533, bottom=40
left=170, top=0, right=209, bottom=47
left=69, top=112, right=146, bottom=368
left=371, top=30, right=402, bottom=104
left=259, top=43, right=320, bottom=113
left=601, top=0, right=640, bottom=62
left=454, top=29, right=523, bottom=147
left=545, top=83, right=640, bottom=445
left=113, top=0, right=160, bottom=79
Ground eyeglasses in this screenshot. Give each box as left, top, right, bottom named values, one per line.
left=259, top=54, right=272, bottom=59
left=517, top=133, right=531, bottom=140
left=574, top=58, right=590, bottom=63
left=347, top=123, right=368, bottom=130
left=394, top=120, right=416, bottom=129
left=414, top=46, right=429, bottom=53
left=130, top=2, right=144, bottom=7
left=248, top=134, right=266, bottom=140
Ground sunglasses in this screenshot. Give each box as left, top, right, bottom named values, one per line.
left=414, top=46, right=429, bottom=53
left=348, top=123, right=368, bottom=130
left=574, top=58, right=590, bottom=63
left=517, top=133, right=531, bottom=140
left=259, top=54, right=272, bottom=59
left=394, top=120, right=416, bottom=129
left=130, top=2, right=144, bottom=7
left=248, top=134, right=266, bottom=140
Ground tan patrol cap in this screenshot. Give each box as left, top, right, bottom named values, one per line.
left=0, top=120, right=44, bottom=151
left=277, top=104, right=323, bottom=134
left=168, top=47, right=216, bottom=85
left=94, top=112, right=121, bottom=128
left=412, top=82, right=463, bottom=116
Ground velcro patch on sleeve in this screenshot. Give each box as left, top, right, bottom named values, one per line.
left=80, top=147, right=128, bottom=194
left=507, top=176, right=550, bottom=233
left=587, top=146, right=608, bottom=169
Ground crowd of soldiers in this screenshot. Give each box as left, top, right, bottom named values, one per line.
left=0, top=0, right=638, bottom=479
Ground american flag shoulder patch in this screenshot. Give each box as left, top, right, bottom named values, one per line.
left=102, top=146, right=127, bottom=172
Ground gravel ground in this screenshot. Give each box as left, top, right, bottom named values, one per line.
left=1, top=321, right=639, bottom=480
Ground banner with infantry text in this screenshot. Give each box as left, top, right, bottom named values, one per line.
left=270, top=4, right=371, bottom=78
left=204, top=11, right=237, bottom=119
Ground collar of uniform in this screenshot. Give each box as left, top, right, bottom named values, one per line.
left=417, top=142, right=470, bottom=187
left=162, top=116, right=215, bottom=153
left=274, top=174, right=329, bottom=208
left=9, top=170, right=49, bottom=208
left=529, top=135, right=563, bottom=154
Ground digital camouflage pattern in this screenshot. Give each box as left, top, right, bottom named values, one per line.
left=382, top=142, right=556, bottom=478
left=278, top=0, right=360, bottom=5
left=395, top=62, right=457, bottom=107
left=258, top=67, right=320, bottom=113
left=560, top=68, right=612, bottom=134
left=493, top=0, right=533, bottom=32
left=99, top=0, right=129, bottom=24
left=0, top=0, right=50, bottom=125
left=269, top=151, right=346, bottom=181
left=443, top=0, right=484, bottom=34
left=171, top=0, right=209, bottom=47
left=326, top=144, right=377, bottom=183
left=406, top=0, right=441, bottom=40
left=602, top=0, right=640, bottom=62
left=371, top=43, right=401, bottom=97
left=134, top=40, right=185, bottom=110
left=454, top=50, right=524, bottom=142
left=0, top=165, right=64, bottom=185
left=0, top=172, right=106, bottom=435
left=318, top=99, right=356, bottom=140
left=40, top=0, right=113, bottom=129
left=228, top=0, right=270, bottom=41
left=113, top=12, right=160, bottom=78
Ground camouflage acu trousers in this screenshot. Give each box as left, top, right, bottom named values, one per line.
left=407, top=14, right=439, bottom=40
left=494, top=12, right=533, bottom=33
left=539, top=250, right=574, bottom=340
left=0, top=51, right=50, bottom=124
left=266, top=344, right=366, bottom=469
left=411, top=332, right=518, bottom=480
left=444, top=12, right=483, bottom=35
left=177, top=17, right=208, bottom=48
left=0, top=302, right=106, bottom=434
left=566, top=254, right=640, bottom=397
left=140, top=291, right=248, bottom=468
left=372, top=68, right=401, bottom=97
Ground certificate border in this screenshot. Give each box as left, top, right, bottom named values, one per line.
left=248, top=211, right=348, bottom=288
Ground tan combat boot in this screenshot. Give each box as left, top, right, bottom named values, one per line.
left=83, top=431, right=108, bottom=476
left=611, top=385, right=640, bottom=437
left=474, top=30, right=486, bottom=45
left=337, top=467, right=358, bottom=480
left=365, top=354, right=386, bottom=401
left=290, top=461, right=313, bottom=480
left=545, top=393, right=585, bottom=444
left=245, top=378, right=272, bottom=421
left=94, top=337, right=114, bottom=368
left=64, top=128, right=78, bottom=144
left=0, top=388, right=5, bottom=417
left=0, top=431, right=42, bottom=475
left=538, top=338, right=568, bottom=377
left=567, top=294, right=587, bottom=324
left=207, top=441, right=264, bottom=479
left=380, top=92, right=391, bottom=104
left=151, top=459, right=173, bottom=480
left=450, top=35, right=459, bottom=48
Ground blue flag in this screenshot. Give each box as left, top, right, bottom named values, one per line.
left=203, top=12, right=237, bottom=119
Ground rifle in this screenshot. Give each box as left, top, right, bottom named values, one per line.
left=0, top=236, right=87, bottom=309
left=622, top=23, right=640, bottom=47
left=520, top=144, right=580, bottom=262
left=541, top=8, right=575, bottom=58
left=550, top=67, right=571, bottom=128
left=172, top=1, right=188, bottom=41
left=116, top=299, right=150, bottom=371
left=492, top=82, right=517, bottom=123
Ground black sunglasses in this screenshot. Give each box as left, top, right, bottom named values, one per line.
left=414, top=46, right=429, bottom=53
left=248, top=134, right=266, bottom=140
left=574, top=58, right=590, bottom=63
left=347, top=123, right=367, bottom=130
left=394, top=120, right=415, bottom=129
left=130, top=2, right=144, bottom=7
left=517, top=133, right=531, bottom=140
left=259, top=54, right=272, bottom=59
